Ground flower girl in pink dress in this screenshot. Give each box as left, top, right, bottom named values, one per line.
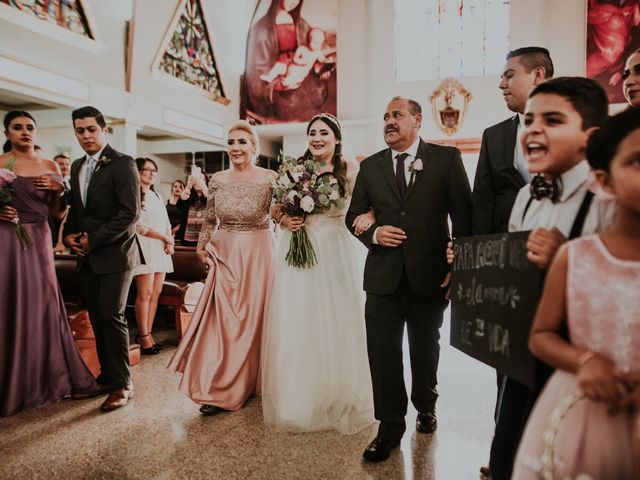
left=513, top=108, right=640, bottom=479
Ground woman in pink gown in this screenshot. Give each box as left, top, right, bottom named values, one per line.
left=168, top=121, right=277, bottom=415
left=513, top=108, right=640, bottom=479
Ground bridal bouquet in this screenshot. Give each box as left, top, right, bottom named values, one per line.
left=272, top=154, right=345, bottom=268
left=0, top=168, right=33, bottom=250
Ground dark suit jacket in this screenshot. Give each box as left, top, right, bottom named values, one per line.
left=64, top=144, right=141, bottom=274
left=471, top=116, right=527, bottom=234
left=346, top=139, right=472, bottom=296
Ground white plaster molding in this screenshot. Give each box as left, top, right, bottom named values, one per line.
left=163, top=108, right=224, bottom=140
left=0, top=55, right=90, bottom=106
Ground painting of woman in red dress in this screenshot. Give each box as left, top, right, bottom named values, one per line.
left=241, top=0, right=337, bottom=124
left=587, top=0, right=640, bottom=104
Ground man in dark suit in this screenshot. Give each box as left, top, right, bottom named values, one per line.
left=472, top=47, right=554, bottom=235
left=346, top=96, right=471, bottom=462
left=471, top=47, right=553, bottom=480
left=63, top=106, right=141, bottom=412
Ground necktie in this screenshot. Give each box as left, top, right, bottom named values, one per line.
left=530, top=174, right=562, bottom=203
left=395, top=153, right=409, bottom=197
left=83, top=156, right=96, bottom=204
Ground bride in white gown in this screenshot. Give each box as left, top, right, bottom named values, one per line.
left=261, top=113, right=375, bottom=434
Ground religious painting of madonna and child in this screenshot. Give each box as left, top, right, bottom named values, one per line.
left=586, top=0, right=640, bottom=104
left=241, top=0, right=338, bottom=124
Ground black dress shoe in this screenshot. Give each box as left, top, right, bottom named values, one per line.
left=199, top=404, right=224, bottom=416
left=362, top=436, right=400, bottom=463
left=416, top=412, right=437, bottom=433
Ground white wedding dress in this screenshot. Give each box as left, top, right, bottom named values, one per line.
left=261, top=173, right=374, bottom=434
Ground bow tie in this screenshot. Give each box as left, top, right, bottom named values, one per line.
left=530, top=174, right=562, bottom=202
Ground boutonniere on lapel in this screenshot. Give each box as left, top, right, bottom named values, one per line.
left=409, top=158, right=423, bottom=174
left=408, top=158, right=423, bottom=187
left=95, top=155, right=111, bottom=171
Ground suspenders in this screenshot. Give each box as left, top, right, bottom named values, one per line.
left=521, top=190, right=595, bottom=240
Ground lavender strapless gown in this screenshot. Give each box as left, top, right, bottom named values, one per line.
left=0, top=174, right=97, bottom=417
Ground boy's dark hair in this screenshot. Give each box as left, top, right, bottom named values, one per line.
left=71, top=106, right=107, bottom=128
left=587, top=107, right=640, bottom=172
left=506, top=47, right=554, bottom=79
left=529, top=77, right=609, bottom=129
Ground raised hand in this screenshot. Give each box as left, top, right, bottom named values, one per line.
left=33, top=175, right=63, bottom=194
left=526, top=227, right=567, bottom=268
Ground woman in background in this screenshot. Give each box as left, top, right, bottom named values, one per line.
left=132, top=158, right=174, bottom=354
left=165, top=179, right=186, bottom=241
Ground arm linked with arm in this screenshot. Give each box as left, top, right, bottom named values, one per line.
left=345, top=168, right=377, bottom=248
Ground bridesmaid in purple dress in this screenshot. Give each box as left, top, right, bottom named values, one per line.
left=0, top=111, right=97, bottom=417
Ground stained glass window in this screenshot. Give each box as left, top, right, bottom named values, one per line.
left=395, top=0, right=510, bottom=81
left=158, top=0, right=226, bottom=100
left=1, top=0, right=93, bottom=38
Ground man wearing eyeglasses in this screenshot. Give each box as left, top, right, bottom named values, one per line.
left=64, top=106, right=142, bottom=412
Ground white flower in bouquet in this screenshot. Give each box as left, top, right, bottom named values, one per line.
left=286, top=190, right=300, bottom=203
left=300, top=195, right=315, bottom=213
left=278, top=174, right=292, bottom=188
left=329, top=189, right=340, bottom=201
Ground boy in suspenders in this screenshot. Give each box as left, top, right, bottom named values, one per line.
left=488, top=77, right=615, bottom=480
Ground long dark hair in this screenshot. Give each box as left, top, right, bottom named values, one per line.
left=135, top=157, right=158, bottom=209
left=303, top=113, right=347, bottom=197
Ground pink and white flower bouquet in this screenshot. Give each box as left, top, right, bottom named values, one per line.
left=0, top=168, right=33, bottom=250
left=272, top=154, right=345, bottom=268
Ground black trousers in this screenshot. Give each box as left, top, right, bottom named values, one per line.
left=79, top=263, right=134, bottom=389
left=489, top=362, right=553, bottom=480
left=365, top=272, right=448, bottom=442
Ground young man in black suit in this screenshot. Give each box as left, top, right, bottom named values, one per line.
left=346, top=96, right=472, bottom=462
left=471, top=46, right=553, bottom=479
left=472, top=47, right=554, bottom=235
left=63, top=106, right=141, bottom=412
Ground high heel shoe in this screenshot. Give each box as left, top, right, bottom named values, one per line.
left=135, top=334, right=161, bottom=355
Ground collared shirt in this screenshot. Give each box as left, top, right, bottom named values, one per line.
left=390, top=136, right=421, bottom=185
left=508, top=160, right=614, bottom=236
left=372, top=137, right=421, bottom=244
left=78, top=145, right=106, bottom=205
left=514, top=113, right=529, bottom=182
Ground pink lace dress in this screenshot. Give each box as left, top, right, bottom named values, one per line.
left=168, top=178, right=274, bottom=410
left=513, top=235, right=640, bottom=479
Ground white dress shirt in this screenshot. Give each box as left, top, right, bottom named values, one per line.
left=371, top=137, right=422, bottom=244
left=78, top=146, right=106, bottom=205
left=508, top=160, right=615, bottom=236
left=514, top=113, right=530, bottom=182
left=390, top=136, right=421, bottom=186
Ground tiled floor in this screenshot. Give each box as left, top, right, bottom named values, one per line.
left=0, top=310, right=495, bottom=479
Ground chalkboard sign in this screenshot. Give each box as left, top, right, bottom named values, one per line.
left=450, top=231, right=545, bottom=388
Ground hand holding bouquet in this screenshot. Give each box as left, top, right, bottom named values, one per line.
left=0, top=168, right=33, bottom=250
left=272, top=154, right=345, bottom=268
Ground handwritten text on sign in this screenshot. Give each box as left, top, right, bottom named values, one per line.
left=450, top=232, right=544, bottom=388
